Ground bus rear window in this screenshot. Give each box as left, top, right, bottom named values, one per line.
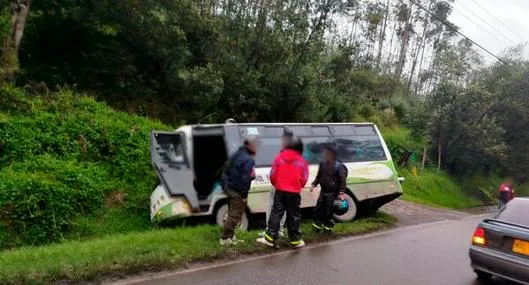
left=335, top=135, right=386, bottom=162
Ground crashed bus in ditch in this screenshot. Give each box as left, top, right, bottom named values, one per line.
left=150, top=121, right=404, bottom=229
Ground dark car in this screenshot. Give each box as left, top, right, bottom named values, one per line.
left=469, top=198, right=529, bottom=284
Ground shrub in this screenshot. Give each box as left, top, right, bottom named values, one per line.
left=0, top=85, right=32, bottom=114
left=0, top=157, right=115, bottom=247
left=381, top=128, right=420, bottom=163
left=0, top=87, right=170, bottom=248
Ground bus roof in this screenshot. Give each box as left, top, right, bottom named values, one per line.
left=191, top=122, right=376, bottom=128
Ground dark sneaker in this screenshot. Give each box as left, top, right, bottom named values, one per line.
left=312, top=223, right=323, bottom=232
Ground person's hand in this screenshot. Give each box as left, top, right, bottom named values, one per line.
left=338, top=192, right=346, bottom=200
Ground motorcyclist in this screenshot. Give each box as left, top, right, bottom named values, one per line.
left=498, top=177, right=515, bottom=208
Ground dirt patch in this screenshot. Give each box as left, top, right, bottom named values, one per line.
left=381, top=199, right=490, bottom=226
left=381, top=199, right=469, bottom=226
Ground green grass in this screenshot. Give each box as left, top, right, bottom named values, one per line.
left=0, top=214, right=395, bottom=285
left=401, top=169, right=482, bottom=209
left=400, top=168, right=529, bottom=209
left=65, top=208, right=153, bottom=241
left=378, top=127, right=529, bottom=209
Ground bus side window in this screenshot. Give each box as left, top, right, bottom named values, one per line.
left=287, top=126, right=311, bottom=137
left=255, top=137, right=282, bottom=166
left=302, top=136, right=328, bottom=164
left=254, top=127, right=284, bottom=167
left=335, top=136, right=386, bottom=162
left=311, top=126, right=330, bottom=136
left=225, top=126, right=242, bottom=155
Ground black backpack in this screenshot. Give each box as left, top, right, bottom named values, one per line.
left=334, top=161, right=348, bottom=179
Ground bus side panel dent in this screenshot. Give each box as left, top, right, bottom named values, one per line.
left=349, top=181, right=401, bottom=201
left=150, top=185, right=192, bottom=221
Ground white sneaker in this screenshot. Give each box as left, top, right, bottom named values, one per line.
left=256, top=237, right=276, bottom=248
left=260, top=229, right=285, bottom=238
left=220, top=238, right=234, bottom=246
left=291, top=240, right=305, bottom=249
left=231, top=236, right=244, bottom=244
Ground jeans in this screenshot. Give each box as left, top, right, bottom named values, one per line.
left=221, top=189, right=247, bottom=240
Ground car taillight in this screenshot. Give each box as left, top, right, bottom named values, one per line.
left=472, top=227, right=487, bottom=246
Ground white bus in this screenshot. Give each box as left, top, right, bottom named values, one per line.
left=150, top=122, right=404, bottom=229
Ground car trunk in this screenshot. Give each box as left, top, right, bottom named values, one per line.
left=482, top=220, right=529, bottom=259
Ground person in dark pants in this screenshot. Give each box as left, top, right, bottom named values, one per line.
left=220, top=136, right=259, bottom=246
left=310, top=145, right=347, bottom=232
left=256, top=136, right=309, bottom=248
left=259, top=129, right=293, bottom=238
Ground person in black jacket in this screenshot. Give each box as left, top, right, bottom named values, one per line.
left=310, top=145, right=347, bottom=232
left=220, top=136, right=259, bottom=246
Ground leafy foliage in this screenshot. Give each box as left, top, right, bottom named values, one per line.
left=0, top=87, right=167, bottom=248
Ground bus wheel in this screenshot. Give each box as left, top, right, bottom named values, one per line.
left=215, top=203, right=249, bottom=231
left=333, top=192, right=358, bottom=222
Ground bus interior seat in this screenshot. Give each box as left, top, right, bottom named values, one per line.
left=193, top=135, right=228, bottom=199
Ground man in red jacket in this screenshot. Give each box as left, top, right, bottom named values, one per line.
left=257, top=136, right=309, bottom=248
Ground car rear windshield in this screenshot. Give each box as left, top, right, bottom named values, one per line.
left=496, top=199, right=529, bottom=227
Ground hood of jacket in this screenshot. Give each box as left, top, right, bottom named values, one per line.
left=279, top=149, right=302, bottom=161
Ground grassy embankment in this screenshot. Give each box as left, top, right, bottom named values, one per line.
left=0, top=214, right=395, bottom=285
left=382, top=127, right=529, bottom=209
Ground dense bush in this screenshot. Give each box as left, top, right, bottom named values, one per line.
left=380, top=128, right=421, bottom=164
left=0, top=87, right=168, bottom=248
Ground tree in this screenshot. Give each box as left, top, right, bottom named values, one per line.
left=394, top=0, right=412, bottom=81
left=1, top=0, right=30, bottom=79
left=425, top=82, right=504, bottom=174
left=10, top=0, right=29, bottom=52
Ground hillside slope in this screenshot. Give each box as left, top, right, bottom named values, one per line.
left=0, top=86, right=168, bottom=248
left=382, top=127, right=529, bottom=209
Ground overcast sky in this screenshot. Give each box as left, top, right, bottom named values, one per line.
left=449, top=0, right=529, bottom=61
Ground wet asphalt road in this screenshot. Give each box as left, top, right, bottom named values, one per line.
left=124, top=214, right=515, bottom=285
